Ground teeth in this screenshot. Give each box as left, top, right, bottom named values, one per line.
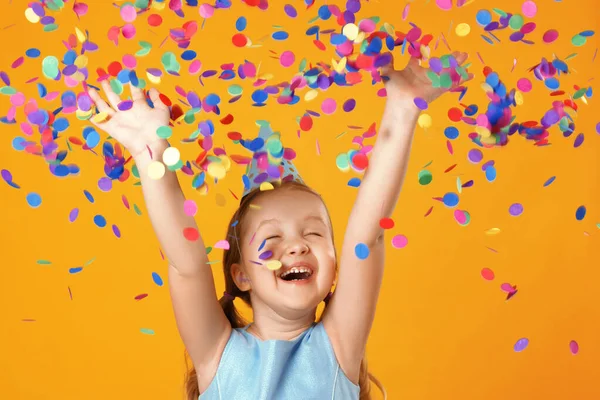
left=280, top=267, right=312, bottom=278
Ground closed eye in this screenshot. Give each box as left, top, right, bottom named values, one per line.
left=266, top=235, right=280, bottom=241
left=306, top=232, right=322, bottom=237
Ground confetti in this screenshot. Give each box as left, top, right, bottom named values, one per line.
left=575, top=206, right=586, bottom=221
left=514, top=338, right=529, bottom=352
left=569, top=340, right=579, bottom=355
left=355, top=243, right=370, bottom=260
left=481, top=268, right=495, bottom=280
left=26, top=192, right=42, bottom=208
left=509, top=203, right=524, bottom=217
left=391, top=234, right=408, bottom=249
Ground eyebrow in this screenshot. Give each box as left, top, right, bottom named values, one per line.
left=255, top=215, right=327, bottom=231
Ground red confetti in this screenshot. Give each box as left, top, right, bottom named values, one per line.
left=448, top=107, right=462, bottom=121
left=183, top=227, right=200, bottom=241
left=352, top=153, right=369, bottom=170
left=232, top=33, right=248, bottom=47
left=148, top=14, right=163, bottom=27
left=107, top=61, right=122, bottom=77
left=135, top=293, right=148, bottom=301
left=379, top=218, right=395, bottom=229
left=299, top=114, right=313, bottom=131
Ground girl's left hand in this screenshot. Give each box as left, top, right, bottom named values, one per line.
left=381, top=51, right=474, bottom=105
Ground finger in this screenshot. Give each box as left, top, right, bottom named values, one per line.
left=455, top=51, right=469, bottom=66
left=130, top=82, right=145, bottom=102
left=148, top=88, right=168, bottom=110
left=88, top=88, right=115, bottom=116
left=100, top=79, right=122, bottom=110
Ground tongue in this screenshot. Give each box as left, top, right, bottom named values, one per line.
left=281, top=272, right=309, bottom=281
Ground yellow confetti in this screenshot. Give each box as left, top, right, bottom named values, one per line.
left=304, top=89, right=318, bottom=102
left=74, top=55, right=88, bottom=69
left=207, top=162, right=226, bottom=180
left=266, top=260, right=282, bottom=271
left=249, top=203, right=262, bottom=210
left=418, top=114, right=433, bottom=129
left=485, top=228, right=501, bottom=235
left=332, top=57, right=347, bottom=74
left=455, top=23, right=471, bottom=37
left=259, top=182, right=275, bottom=192
left=162, top=147, right=180, bottom=166
left=75, top=27, right=86, bottom=43
left=476, top=126, right=491, bottom=138
left=25, top=8, right=40, bottom=23
left=515, top=91, right=524, bottom=105
left=90, top=111, right=109, bottom=124
left=342, top=23, right=359, bottom=41
left=147, top=161, right=166, bottom=180
left=146, top=72, right=161, bottom=84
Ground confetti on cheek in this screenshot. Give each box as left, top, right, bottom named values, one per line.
left=26, top=192, right=42, bottom=208
left=569, top=340, right=579, bottom=355
left=354, top=243, right=370, bottom=260
left=266, top=260, right=282, bottom=270
left=259, top=250, right=273, bottom=260
left=481, top=268, right=495, bottom=280
left=514, top=338, right=529, bottom=352
left=152, top=272, right=163, bottom=286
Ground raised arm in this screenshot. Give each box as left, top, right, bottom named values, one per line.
left=323, top=52, right=472, bottom=381
left=88, top=82, right=231, bottom=373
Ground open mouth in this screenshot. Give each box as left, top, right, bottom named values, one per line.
left=279, top=267, right=314, bottom=282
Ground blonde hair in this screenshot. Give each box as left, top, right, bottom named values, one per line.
left=184, top=181, right=386, bottom=399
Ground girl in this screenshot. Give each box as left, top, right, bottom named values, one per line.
left=88, top=51, right=471, bottom=399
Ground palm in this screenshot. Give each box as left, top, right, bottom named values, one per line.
left=88, top=80, right=171, bottom=158
left=382, top=51, right=472, bottom=104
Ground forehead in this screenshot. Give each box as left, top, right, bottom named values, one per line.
left=243, top=187, right=328, bottom=229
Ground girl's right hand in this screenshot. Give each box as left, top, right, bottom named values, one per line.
left=87, top=80, right=171, bottom=159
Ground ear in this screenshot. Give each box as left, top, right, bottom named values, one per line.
left=231, top=262, right=251, bottom=292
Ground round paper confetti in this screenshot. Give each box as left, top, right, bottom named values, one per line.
left=93, top=215, right=106, bottom=228
left=418, top=114, right=432, bottom=129
left=481, top=268, right=495, bottom=280
left=443, top=192, right=459, bottom=208
left=467, top=149, right=483, bottom=163
left=455, top=23, right=470, bottom=37
left=152, top=272, right=163, bottom=286
left=379, top=218, right=394, bottom=229
left=355, top=243, right=370, bottom=260
left=183, top=200, right=197, bottom=216
left=522, top=1, right=537, bottom=18
left=514, top=338, right=529, bottom=352
left=543, top=29, right=559, bottom=44
left=391, top=234, right=408, bottom=249
left=569, top=340, right=579, bottom=355
left=414, top=97, right=428, bottom=110
left=575, top=206, right=586, bottom=221
left=26, top=192, right=42, bottom=208
left=509, top=203, right=524, bottom=216
left=418, top=170, right=432, bottom=185
left=183, top=227, right=199, bottom=241
left=266, top=260, right=282, bottom=270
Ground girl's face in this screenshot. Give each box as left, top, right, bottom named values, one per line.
left=234, top=186, right=336, bottom=317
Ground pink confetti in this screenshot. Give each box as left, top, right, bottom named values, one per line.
left=214, top=239, right=230, bottom=250
left=569, top=340, right=579, bottom=355
left=391, top=234, right=408, bottom=249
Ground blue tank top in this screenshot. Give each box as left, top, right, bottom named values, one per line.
left=199, top=321, right=360, bottom=400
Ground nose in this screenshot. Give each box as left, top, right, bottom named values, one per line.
left=286, top=240, right=309, bottom=256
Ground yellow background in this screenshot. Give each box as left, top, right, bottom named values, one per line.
left=1, top=0, right=599, bottom=399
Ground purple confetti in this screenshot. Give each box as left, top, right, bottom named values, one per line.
left=69, top=208, right=79, bottom=222
left=509, top=203, right=524, bottom=216
left=414, top=97, right=428, bottom=110
left=514, top=338, right=529, bottom=352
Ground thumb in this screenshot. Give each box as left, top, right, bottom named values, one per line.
left=147, top=88, right=168, bottom=110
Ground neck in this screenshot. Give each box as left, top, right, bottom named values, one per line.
left=248, top=306, right=317, bottom=341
